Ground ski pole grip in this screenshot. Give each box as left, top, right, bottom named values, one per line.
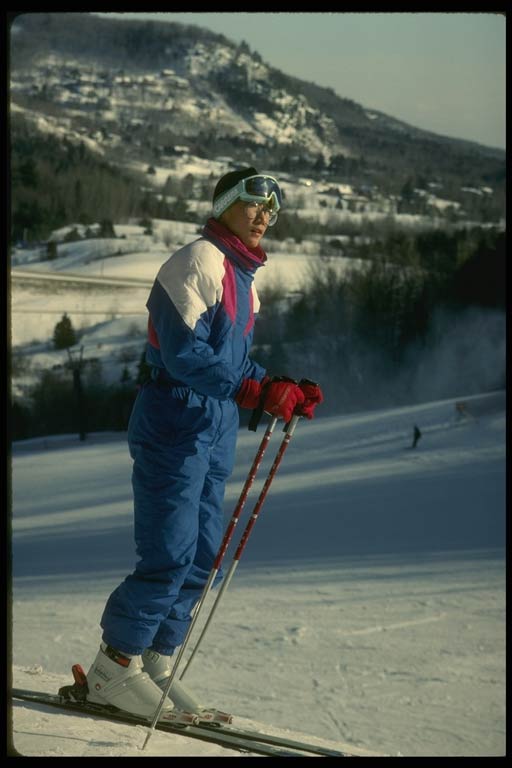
left=286, top=377, right=320, bottom=429
left=250, top=376, right=309, bottom=432
left=248, top=376, right=293, bottom=431
left=248, top=377, right=274, bottom=431
left=248, top=402, right=264, bottom=432
left=299, top=377, right=319, bottom=387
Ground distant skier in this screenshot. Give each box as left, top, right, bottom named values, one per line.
left=455, top=401, right=474, bottom=422
left=85, top=167, right=323, bottom=719
left=411, top=424, right=422, bottom=449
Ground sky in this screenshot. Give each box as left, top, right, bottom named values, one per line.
left=96, top=12, right=505, bottom=150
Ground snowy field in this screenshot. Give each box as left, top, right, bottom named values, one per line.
left=9, top=390, right=506, bottom=756
left=10, top=221, right=350, bottom=353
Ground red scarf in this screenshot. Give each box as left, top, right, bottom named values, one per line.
left=202, top=218, right=267, bottom=272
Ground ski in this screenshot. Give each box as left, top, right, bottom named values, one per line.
left=200, top=721, right=358, bottom=757
left=11, top=688, right=333, bottom=757
left=65, top=661, right=363, bottom=756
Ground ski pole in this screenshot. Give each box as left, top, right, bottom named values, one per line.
left=179, top=413, right=301, bottom=681
left=142, top=415, right=278, bottom=750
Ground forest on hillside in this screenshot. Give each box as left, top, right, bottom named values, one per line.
left=255, top=228, right=505, bottom=408
left=9, top=115, right=183, bottom=244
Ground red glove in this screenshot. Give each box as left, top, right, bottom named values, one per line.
left=262, top=379, right=305, bottom=422
left=295, top=381, right=323, bottom=419
left=235, top=376, right=271, bottom=410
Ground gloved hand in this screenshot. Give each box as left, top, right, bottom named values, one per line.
left=235, top=376, right=271, bottom=410
left=262, top=378, right=305, bottom=422
left=295, top=380, right=323, bottom=419
left=236, top=375, right=306, bottom=425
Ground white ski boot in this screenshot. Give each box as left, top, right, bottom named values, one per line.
left=86, top=643, right=184, bottom=720
left=142, top=648, right=233, bottom=724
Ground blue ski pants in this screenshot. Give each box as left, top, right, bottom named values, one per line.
left=100, top=380, right=239, bottom=655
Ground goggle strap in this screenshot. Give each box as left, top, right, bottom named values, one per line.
left=213, top=182, right=244, bottom=218
left=213, top=175, right=281, bottom=218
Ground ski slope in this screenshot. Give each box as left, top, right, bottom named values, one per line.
left=10, top=390, right=506, bottom=756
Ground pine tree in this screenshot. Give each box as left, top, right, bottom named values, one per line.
left=53, top=313, right=77, bottom=349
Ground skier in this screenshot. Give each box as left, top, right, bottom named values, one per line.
left=411, top=424, right=422, bottom=449
left=85, top=167, right=323, bottom=718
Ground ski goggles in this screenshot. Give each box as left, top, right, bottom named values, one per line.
left=213, top=175, right=282, bottom=225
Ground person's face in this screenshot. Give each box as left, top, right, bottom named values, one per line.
left=220, top=200, right=270, bottom=249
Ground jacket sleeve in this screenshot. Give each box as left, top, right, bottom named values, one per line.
left=147, top=240, right=264, bottom=399
left=240, top=348, right=266, bottom=384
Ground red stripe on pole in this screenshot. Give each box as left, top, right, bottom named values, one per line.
left=233, top=431, right=293, bottom=561
left=212, top=419, right=276, bottom=570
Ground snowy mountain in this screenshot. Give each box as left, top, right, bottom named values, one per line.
left=9, top=12, right=506, bottom=212
left=8, top=13, right=354, bottom=163
left=10, top=391, right=506, bottom=756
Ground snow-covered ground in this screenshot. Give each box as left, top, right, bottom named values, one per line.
left=10, top=390, right=506, bottom=756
